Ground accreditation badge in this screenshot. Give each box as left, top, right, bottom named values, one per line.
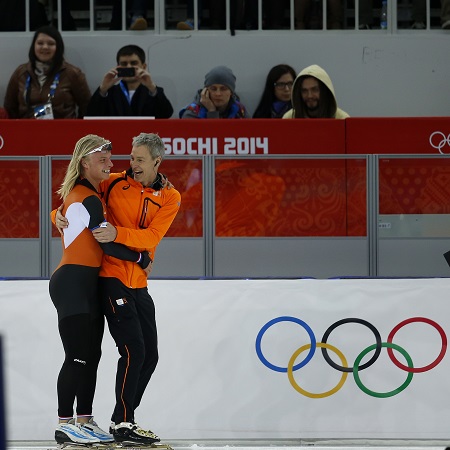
left=33, top=102, right=54, bottom=120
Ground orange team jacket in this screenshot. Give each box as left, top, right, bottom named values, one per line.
left=98, top=169, right=181, bottom=289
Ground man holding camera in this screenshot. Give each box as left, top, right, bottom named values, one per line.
left=86, top=45, right=173, bottom=118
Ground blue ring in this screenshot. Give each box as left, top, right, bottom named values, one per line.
left=255, top=316, right=316, bottom=373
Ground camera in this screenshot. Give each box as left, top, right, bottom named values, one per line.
left=117, top=67, right=135, bottom=78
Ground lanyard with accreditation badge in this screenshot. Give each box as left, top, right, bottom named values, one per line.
left=25, top=72, right=61, bottom=119
left=119, top=80, right=132, bottom=104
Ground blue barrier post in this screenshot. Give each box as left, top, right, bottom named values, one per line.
left=0, top=335, right=6, bottom=450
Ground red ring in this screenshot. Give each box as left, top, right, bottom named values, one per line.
left=387, top=317, right=447, bottom=373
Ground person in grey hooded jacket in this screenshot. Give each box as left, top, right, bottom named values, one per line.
left=283, top=64, right=349, bottom=119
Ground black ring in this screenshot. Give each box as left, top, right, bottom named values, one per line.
left=321, top=318, right=382, bottom=373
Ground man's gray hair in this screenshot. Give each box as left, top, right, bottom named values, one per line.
left=132, top=133, right=165, bottom=159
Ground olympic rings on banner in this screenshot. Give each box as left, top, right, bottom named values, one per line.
left=321, top=318, right=382, bottom=373
left=353, top=342, right=414, bottom=398
left=255, top=316, right=316, bottom=373
left=387, top=317, right=447, bottom=373
left=288, top=342, right=348, bottom=398
left=255, top=316, right=446, bottom=398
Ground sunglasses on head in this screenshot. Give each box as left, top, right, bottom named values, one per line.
left=85, top=141, right=112, bottom=156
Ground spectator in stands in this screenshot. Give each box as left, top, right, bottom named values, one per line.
left=409, top=0, right=426, bottom=28
left=253, top=64, right=296, bottom=118
left=263, top=0, right=289, bottom=29
left=3, top=25, right=90, bottom=119
left=175, top=0, right=290, bottom=30
left=86, top=44, right=173, bottom=118
left=358, top=0, right=376, bottom=29
left=176, top=0, right=259, bottom=30
left=59, top=1, right=79, bottom=31
left=179, top=65, right=249, bottom=119
left=358, top=0, right=426, bottom=29
left=176, top=0, right=232, bottom=30
left=283, top=64, right=349, bottom=119
left=442, top=0, right=450, bottom=28
left=110, top=0, right=152, bottom=30
left=295, top=0, right=343, bottom=28
left=0, top=0, right=48, bottom=31
left=176, top=0, right=205, bottom=29
left=232, top=0, right=258, bottom=30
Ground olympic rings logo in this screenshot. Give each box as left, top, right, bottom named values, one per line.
left=429, top=131, right=450, bottom=154
left=0, top=134, right=4, bottom=150
left=255, top=316, right=447, bottom=398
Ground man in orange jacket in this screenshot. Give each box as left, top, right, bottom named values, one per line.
left=93, top=133, right=180, bottom=444
left=57, top=132, right=180, bottom=445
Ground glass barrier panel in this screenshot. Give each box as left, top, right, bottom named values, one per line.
left=214, top=157, right=367, bottom=237
left=379, top=157, right=450, bottom=214
left=379, top=157, right=450, bottom=238
left=51, top=159, right=68, bottom=238
left=0, top=160, right=40, bottom=238
left=51, top=157, right=202, bottom=238
left=164, top=159, right=203, bottom=237
left=347, top=158, right=367, bottom=236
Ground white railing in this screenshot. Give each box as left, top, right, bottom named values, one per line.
left=9, top=0, right=445, bottom=33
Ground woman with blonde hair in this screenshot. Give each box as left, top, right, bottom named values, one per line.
left=49, top=134, right=151, bottom=445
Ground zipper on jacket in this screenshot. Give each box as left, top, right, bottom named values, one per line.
left=138, top=195, right=161, bottom=229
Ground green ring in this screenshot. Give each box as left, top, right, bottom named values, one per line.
left=353, top=342, right=414, bottom=398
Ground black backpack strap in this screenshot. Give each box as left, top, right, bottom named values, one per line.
left=103, top=175, right=127, bottom=206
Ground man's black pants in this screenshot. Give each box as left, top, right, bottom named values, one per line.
left=99, top=277, right=158, bottom=425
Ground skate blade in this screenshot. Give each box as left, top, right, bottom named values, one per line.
left=54, top=443, right=173, bottom=450
left=116, top=444, right=173, bottom=450
left=56, top=444, right=96, bottom=449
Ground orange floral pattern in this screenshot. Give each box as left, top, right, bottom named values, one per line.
left=4, top=158, right=450, bottom=239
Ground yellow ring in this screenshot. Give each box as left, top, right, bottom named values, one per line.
left=287, top=342, right=348, bottom=398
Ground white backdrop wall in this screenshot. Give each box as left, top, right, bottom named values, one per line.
left=0, top=32, right=449, bottom=119
left=1, top=278, right=450, bottom=441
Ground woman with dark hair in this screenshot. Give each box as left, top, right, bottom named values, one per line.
left=252, top=64, right=296, bottom=118
left=3, top=26, right=91, bottom=119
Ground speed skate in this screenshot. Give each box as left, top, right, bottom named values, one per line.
left=56, top=442, right=173, bottom=450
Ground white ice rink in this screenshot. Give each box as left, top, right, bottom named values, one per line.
left=6, top=439, right=450, bottom=450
